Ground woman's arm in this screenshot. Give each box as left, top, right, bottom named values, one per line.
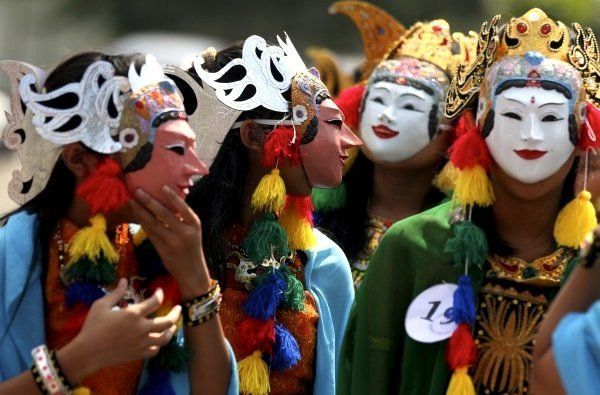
left=531, top=241, right=600, bottom=394
left=0, top=281, right=180, bottom=395
left=131, top=186, right=230, bottom=395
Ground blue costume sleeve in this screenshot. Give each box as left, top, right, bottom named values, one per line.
left=304, top=229, right=355, bottom=395
left=552, top=299, right=600, bottom=395
left=0, top=211, right=45, bottom=381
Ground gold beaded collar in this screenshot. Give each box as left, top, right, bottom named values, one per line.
left=486, top=247, right=577, bottom=286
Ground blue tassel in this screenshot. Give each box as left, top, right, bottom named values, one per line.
left=271, top=323, right=301, bottom=371
left=65, top=282, right=105, bottom=308
left=243, top=271, right=286, bottom=320
left=138, top=369, right=175, bottom=395
left=450, top=275, right=476, bottom=325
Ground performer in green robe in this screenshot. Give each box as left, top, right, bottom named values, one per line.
left=339, top=8, right=600, bottom=395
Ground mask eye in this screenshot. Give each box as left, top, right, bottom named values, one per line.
left=402, top=103, right=424, bottom=112
left=165, top=144, right=185, bottom=156
left=372, top=97, right=385, bottom=105
left=326, top=119, right=343, bottom=129
left=502, top=112, right=522, bottom=121
left=541, top=114, right=562, bottom=122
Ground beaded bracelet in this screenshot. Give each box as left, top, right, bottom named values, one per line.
left=30, top=345, right=73, bottom=395
left=181, top=280, right=222, bottom=327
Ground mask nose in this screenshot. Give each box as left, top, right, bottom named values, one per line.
left=185, top=148, right=209, bottom=176
left=378, top=105, right=396, bottom=124
left=521, top=114, right=544, bottom=142
left=340, top=123, right=362, bottom=149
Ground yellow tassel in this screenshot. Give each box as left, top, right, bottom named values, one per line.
left=251, top=169, right=286, bottom=214
left=453, top=166, right=495, bottom=207
left=279, top=208, right=317, bottom=251
left=66, top=214, right=119, bottom=265
left=133, top=227, right=148, bottom=246
left=433, top=161, right=459, bottom=194
left=238, top=350, right=270, bottom=395
left=73, top=387, right=91, bottom=395
left=554, top=190, right=598, bottom=248
left=446, top=367, right=475, bottom=395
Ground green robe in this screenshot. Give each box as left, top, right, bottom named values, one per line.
left=337, top=201, right=574, bottom=394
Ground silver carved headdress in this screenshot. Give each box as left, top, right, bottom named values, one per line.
left=1, top=54, right=186, bottom=211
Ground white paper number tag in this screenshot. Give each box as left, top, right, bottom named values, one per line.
left=405, top=283, right=458, bottom=343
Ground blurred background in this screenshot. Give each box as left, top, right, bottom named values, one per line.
left=0, top=0, right=599, bottom=212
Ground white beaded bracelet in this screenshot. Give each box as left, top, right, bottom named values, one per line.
left=31, top=345, right=72, bottom=395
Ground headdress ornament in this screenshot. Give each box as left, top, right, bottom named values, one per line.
left=445, top=9, right=600, bottom=120
left=190, top=33, right=331, bottom=153
left=329, top=0, right=406, bottom=79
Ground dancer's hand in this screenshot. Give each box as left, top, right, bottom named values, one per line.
left=57, top=279, right=181, bottom=384
left=130, top=186, right=211, bottom=299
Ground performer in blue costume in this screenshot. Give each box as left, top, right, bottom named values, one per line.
left=0, top=53, right=237, bottom=394
left=532, top=225, right=600, bottom=395
left=169, top=34, right=362, bottom=394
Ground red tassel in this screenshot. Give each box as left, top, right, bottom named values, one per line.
left=236, top=316, right=276, bottom=357
left=446, top=323, right=478, bottom=370
left=76, top=158, right=132, bottom=215
left=284, top=195, right=314, bottom=224
left=454, top=110, right=477, bottom=138
left=262, top=126, right=301, bottom=168
left=148, top=274, right=181, bottom=306
left=449, top=112, right=491, bottom=171
left=579, top=102, right=600, bottom=150
left=335, top=84, right=365, bottom=131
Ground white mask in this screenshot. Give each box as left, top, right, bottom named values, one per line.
left=359, top=81, right=436, bottom=163
left=483, top=86, right=574, bottom=184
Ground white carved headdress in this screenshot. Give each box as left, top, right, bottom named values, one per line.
left=183, top=33, right=331, bottom=168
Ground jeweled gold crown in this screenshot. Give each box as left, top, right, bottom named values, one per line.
left=445, top=8, right=600, bottom=118
left=387, top=20, right=478, bottom=75
left=497, top=8, right=570, bottom=61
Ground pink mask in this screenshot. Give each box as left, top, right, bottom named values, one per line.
left=299, top=99, right=362, bottom=187
left=124, top=119, right=208, bottom=209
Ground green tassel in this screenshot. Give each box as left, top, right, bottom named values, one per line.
left=311, top=183, right=347, bottom=213
left=62, top=253, right=116, bottom=284
left=281, top=266, right=305, bottom=311
left=147, top=337, right=191, bottom=373
left=444, top=221, right=488, bottom=268
left=244, top=213, right=289, bottom=263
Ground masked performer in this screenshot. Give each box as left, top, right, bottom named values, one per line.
left=167, top=33, right=362, bottom=395
left=338, top=8, right=600, bottom=394
left=0, top=52, right=236, bottom=394
left=314, top=0, right=477, bottom=288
